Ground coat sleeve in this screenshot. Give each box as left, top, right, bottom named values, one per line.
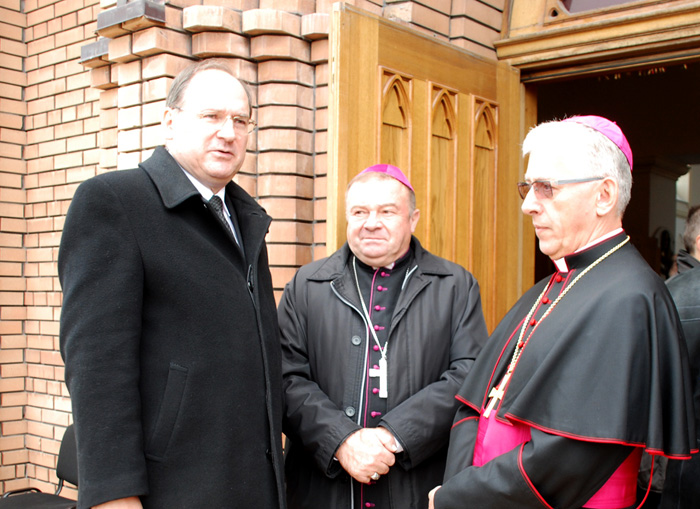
left=279, top=275, right=362, bottom=476
left=381, top=272, right=488, bottom=469
left=435, top=428, right=634, bottom=509
left=441, top=404, right=479, bottom=480
left=59, top=177, right=149, bottom=507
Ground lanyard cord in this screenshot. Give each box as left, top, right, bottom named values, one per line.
left=352, top=256, right=388, bottom=361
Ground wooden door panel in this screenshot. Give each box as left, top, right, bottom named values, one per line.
left=428, top=86, right=457, bottom=260
left=470, top=100, right=498, bottom=321
left=328, top=3, right=533, bottom=329
left=379, top=71, right=411, bottom=171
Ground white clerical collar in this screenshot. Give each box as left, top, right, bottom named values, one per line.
left=553, top=228, right=624, bottom=273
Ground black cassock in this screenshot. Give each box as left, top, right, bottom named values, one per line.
left=436, top=232, right=697, bottom=509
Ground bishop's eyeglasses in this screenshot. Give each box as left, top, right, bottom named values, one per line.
left=177, top=109, right=257, bottom=134
left=517, top=177, right=604, bottom=199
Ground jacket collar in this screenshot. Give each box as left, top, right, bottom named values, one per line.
left=676, top=249, right=700, bottom=274
left=141, top=146, right=201, bottom=209
left=313, top=237, right=452, bottom=332
left=308, top=236, right=452, bottom=282
left=141, top=146, right=272, bottom=258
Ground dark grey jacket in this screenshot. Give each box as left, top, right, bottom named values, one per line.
left=667, top=257, right=700, bottom=431
left=59, top=147, right=285, bottom=509
left=279, top=239, right=488, bottom=508
left=660, top=260, right=700, bottom=508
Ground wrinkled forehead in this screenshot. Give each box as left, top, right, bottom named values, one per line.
left=524, top=142, right=587, bottom=182
left=525, top=150, right=585, bottom=182
left=523, top=121, right=604, bottom=181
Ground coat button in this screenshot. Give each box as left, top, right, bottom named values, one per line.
left=351, top=335, right=362, bottom=346
left=345, top=406, right=356, bottom=417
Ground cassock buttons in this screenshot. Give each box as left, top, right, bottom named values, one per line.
left=542, top=297, right=550, bottom=304
left=555, top=274, right=563, bottom=283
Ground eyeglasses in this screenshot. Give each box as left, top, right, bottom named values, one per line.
left=516, top=177, right=604, bottom=199
left=177, top=109, right=256, bottom=134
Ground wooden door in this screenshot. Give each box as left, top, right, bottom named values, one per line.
left=327, top=4, right=534, bottom=330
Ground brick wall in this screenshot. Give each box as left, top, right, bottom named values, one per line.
left=0, top=0, right=506, bottom=496
left=0, top=0, right=28, bottom=493
left=1, top=0, right=99, bottom=497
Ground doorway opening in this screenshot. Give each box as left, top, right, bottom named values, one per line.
left=529, top=61, right=700, bottom=281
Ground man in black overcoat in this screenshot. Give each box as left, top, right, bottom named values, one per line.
left=657, top=204, right=700, bottom=508
left=59, top=59, right=286, bottom=508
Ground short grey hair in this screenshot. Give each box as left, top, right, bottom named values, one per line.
left=522, top=119, right=632, bottom=217
left=683, top=204, right=700, bottom=255
left=166, top=58, right=252, bottom=116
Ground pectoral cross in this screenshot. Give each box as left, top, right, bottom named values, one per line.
left=483, top=371, right=511, bottom=418
left=369, top=357, right=388, bottom=399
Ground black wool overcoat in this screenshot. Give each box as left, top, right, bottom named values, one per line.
left=59, top=146, right=286, bottom=509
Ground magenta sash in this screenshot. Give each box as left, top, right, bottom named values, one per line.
left=473, top=408, right=531, bottom=467
left=474, top=409, right=642, bottom=508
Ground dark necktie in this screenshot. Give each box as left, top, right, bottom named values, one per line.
left=209, top=195, right=240, bottom=246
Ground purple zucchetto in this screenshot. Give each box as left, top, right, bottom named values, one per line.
left=561, top=115, right=633, bottom=171
left=359, top=164, right=414, bottom=192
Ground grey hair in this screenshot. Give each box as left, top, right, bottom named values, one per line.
left=683, top=204, right=700, bottom=254
left=522, top=119, right=632, bottom=217
left=165, top=58, right=252, bottom=116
